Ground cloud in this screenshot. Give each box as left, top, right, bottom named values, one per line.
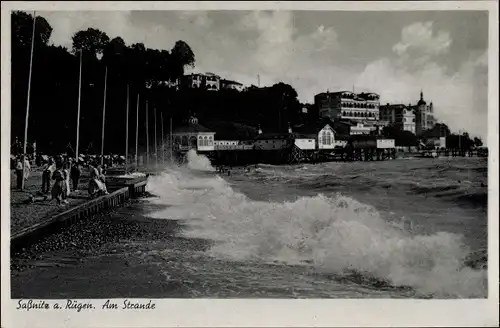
left=392, top=21, right=452, bottom=57
left=355, top=21, right=487, bottom=140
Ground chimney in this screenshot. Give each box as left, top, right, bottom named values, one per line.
left=258, top=124, right=262, bottom=135
left=288, top=122, right=292, bottom=134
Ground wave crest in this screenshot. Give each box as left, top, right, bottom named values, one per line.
left=145, top=152, right=487, bottom=298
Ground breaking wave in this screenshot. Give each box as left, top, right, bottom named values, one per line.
left=145, top=152, right=487, bottom=298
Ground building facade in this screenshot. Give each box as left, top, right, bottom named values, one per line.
left=410, top=91, right=435, bottom=135
left=315, top=91, right=380, bottom=123
left=181, top=73, right=221, bottom=91
left=172, top=116, right=216, bottom=152
left=379, top=104, right=416, bottom=134
left=220, top=79, right=244, bottom=91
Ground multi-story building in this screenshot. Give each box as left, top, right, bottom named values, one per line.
left=410, top=91, right=435, bottom=135
left=181, top=72, right=221, bottom=91
left=315, top=91, right=380, bottom=122
left=220, top=79, right=244, bottom=91
left=379, top=104, right=416, bottom=134
left=204, top=72, right=220, bottom=91
left=182, top=73, right=203, bottom=89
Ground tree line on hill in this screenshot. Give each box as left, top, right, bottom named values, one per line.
left=11, top=11, right=307, bottom=155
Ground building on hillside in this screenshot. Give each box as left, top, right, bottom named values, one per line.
left=172, top=116, right=216, bottom=152
left=220, top=79, right=244, bottom=91
left=158, top=79, right=180, bottom=90
left=409, top=90, right=435, bottom=135
left=379, top=104, right=416, bottom=134
left=204, top=72, right=220, bottom=91
left=314, top=90, right=380, bottom=122
left=181, top=72, right=221, bottom=91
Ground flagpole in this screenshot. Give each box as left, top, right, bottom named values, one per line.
left=170, top=116, right=173, bottom=164
left=75, top=49, right=83, bottom=164
left=125, top=85, right=130, bottom=174
left=154, top=107, right=158, bottom=167
left=21, top=10, right=36, bottom=190
left=100, top=66, right=108, bottom=166
left=146, top=101, right=149, bottom=167
left=161, top=112, right=164, bottom=164
left=135, top=93, right=139, bottom=169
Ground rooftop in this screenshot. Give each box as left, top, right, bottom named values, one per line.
left=172, top=124, right=213, bottom=134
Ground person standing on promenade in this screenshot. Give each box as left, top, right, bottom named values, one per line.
left=71, top=160, right=81, bottom=192
left=23, top=156, right=31, bottom=181
left=88, top=163, right=108, bottom=198
left=15, top=157, right=23, bottom=189
left=41, top=158, right=55, bottom=194
left=63, top=161, right=71, bottom=199
left=51, top=161, right=68, bottom=205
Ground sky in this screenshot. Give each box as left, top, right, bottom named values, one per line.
left=37, top=10, right=489, bottom=139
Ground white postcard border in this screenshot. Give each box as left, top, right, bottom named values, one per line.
left=1, top=1, right=498, bottom=327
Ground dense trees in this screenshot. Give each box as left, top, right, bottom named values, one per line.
left=381, top=124, right=418, bottom=147
left=381, top=121, right=484, bottom=150
left=11, top=11, right=196, bottom=154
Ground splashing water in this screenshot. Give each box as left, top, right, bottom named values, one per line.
left=186, top=149, right=215, bottom=172
left=145, top=152, right=487, bottom=298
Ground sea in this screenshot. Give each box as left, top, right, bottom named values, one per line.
left=141, top=150, right=488, bottom=299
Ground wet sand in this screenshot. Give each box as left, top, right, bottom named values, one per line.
left=10, top=199, right=211, bottom=298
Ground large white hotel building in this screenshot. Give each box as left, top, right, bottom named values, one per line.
left=315, top=91, right=380, bottom=121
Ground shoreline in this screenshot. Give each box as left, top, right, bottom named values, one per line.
left=10, top=199, right=193, bottom=299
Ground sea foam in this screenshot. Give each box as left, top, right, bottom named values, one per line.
left=145, top=151, right=487, bottom=298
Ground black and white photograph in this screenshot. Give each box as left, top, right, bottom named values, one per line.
left=2, top=1, right=498, bottom=327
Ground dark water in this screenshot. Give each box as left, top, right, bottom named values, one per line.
left=138, top=153, right=488, bottom=298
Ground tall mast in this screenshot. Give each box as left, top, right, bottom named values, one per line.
left=146, top=101, right=149, bottom=167
left=21, top=11, right=36, bottom=190
left=170, top=117, right=173, bottom=164
left=135, top=93, right=139, bottom=168
left=75, top=49, right=83, bottom=163
left=161, top=112, right=165, bottom=164
left=154, top=107, right=158, bottom=167
left=125, top=85, right=129, bottom=173
left=100, top=66, right=108, bottom=166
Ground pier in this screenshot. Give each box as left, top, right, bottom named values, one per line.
left=415, top=148, right=489, bottom=158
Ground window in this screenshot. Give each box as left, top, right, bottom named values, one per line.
left=203, top=136, right=208, bottom=146
left=208, top=136, right=213, bottom=146
left=325, top=131, right=332, bottom=145
left=198, top=136, right=203, bottom=146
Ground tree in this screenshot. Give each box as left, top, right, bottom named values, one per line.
left=11, top=11, right=53, bottom=49
left=72, top=28, right=110, bottom=58
left=170, top=40, right=195, bottom=78
left=381, top=124, right=417, bottom=147
left=473, top=137, right=483, bottom=147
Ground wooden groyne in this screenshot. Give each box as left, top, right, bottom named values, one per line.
left=11, top=176, right=148, bottom=254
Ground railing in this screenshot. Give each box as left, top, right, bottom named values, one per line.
left=214, top=145, right=254, bottom=151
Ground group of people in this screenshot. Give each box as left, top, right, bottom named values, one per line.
left=14, top=154, right=109, bottom=205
